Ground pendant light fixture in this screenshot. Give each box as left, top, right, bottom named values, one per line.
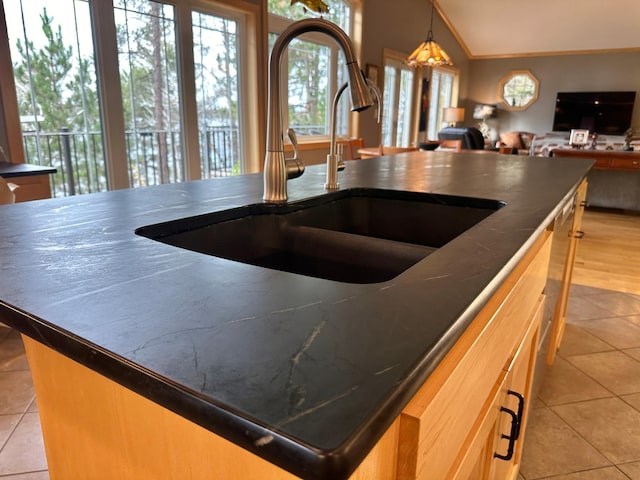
left=405, top=0, right=452, bottom=67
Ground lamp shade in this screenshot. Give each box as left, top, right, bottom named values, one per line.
left=405, top=40, right=452, bottom=67
left=405, top=0, right=453, bottom=67
left=443, top=107, right=465, bottom=124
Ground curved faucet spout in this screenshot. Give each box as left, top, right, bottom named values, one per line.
left=325, top=79, right=381, bottom=190
left=329, top=79, right=381, bottom=158
left=263, top=18, right=373, bottom=203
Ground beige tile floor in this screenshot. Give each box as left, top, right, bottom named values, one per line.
left=520, top=283, right=640, bottom=480
left=2, top=283, right=640, bottom=479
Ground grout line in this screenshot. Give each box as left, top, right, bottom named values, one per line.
left=0, top=410, right=25, bottom=459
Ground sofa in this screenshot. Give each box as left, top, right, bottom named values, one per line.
left=529, top=132, right=640, bottom=156
left=496, top=131, right=536, bottom=155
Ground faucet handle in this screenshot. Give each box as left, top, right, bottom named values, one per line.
left=287, top=128, right=299, bottom=160
left=285, top=128, right=305, bottom=179
left=337, top=143, right=346, bottom=171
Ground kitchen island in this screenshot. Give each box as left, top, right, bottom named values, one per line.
left=0, top=151, right=592, bottom=479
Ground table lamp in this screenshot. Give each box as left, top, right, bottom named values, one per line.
left=443, top=107, right=465, bottom=127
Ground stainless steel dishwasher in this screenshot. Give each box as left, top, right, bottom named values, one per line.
left=532, top=192, right=577, bottom=397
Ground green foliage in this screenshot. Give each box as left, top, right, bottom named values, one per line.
left=267, top=0, right=351, bottom=135
left=10, top=0, right=255, bottom=191
left=267, top=0, right=349, bottom=28
left=15, top=8, right=74, bottom=131
left=13, top=6, right=105, bottom=196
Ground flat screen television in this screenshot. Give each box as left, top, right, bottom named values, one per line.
left=552, top=91, right=636, bottom=135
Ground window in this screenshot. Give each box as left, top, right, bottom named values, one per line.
left=381, top=51, right=415, bottom=147
left=192, top=10, right=243, bottom=177
left=426, top=65, right=459, bottom=140
left=1, top=0, right=257, bottom=196
left=7, top=0, right=105, bottom=196
left=267, top=0, right=355, bottom=141
left=115, top=0, right=183, bottom=187
left=498, top=69, right=539, bottom=111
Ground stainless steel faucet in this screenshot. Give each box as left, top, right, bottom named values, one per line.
left=263, top=18, right=373, bottom=203
left=325, top=79, right=381, bottom=190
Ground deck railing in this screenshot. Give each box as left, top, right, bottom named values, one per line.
left=21, top=126, right=241, bottom=197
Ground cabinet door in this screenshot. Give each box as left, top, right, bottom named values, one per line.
left=397, top=232, right=552, bottom=480
left=454, top=295, right=544, bottom=480
left=547, top=180, right=587, bottom=365
left=490, top=295, right=544, bottom=480
left=452, top=370, right=508, bottom=480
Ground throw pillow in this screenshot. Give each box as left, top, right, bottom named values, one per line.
left=520, top=132, right=536, bottom=150
left=500, top=131, right=523, bottom=150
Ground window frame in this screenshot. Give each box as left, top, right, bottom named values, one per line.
left=380, top=48, right=421, bottom=147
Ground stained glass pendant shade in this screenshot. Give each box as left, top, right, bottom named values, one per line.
left=405, top=0, right=452, bottom=67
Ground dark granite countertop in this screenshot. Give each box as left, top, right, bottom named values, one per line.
left=0, top=161, right=57, bottom=178
left=0, top=152, right=592, bottom=479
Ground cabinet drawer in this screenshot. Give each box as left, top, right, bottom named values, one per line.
left=397, top=232, right=552, bottom=480
left=592, top=158, right=612, bottom=169
left=9, top=174, right=52, bottom=202
left=610, top=157, right=640, bottom=170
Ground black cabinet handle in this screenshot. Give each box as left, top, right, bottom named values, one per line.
left=494, top=390, right=525, bottom=461
left=508, top=390, right=524, bottom=440
left=575, top=230, right=585, bottom=239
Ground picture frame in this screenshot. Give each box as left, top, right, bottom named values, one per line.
left=569, top=129, right=589, bottom=148
left=365, top=64, right=379, bottom=87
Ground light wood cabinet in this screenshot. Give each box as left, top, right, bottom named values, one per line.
left=9, top=173, right=52, bottom=202
left=454, top=296, right=543, bottom=480
left=547, top=180, right=587, bottom=365
left=23, top=229, right=554, bottom=480
left=488, top=296, right=543, bottom=480
left=397, top=230, right=552, bottom=480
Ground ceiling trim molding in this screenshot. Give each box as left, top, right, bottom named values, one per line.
left=468, top=46, right=640, bottom=60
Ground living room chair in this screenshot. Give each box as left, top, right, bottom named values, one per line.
left=438, top=140, right=462, bottom=151
left=358, top=145, right=418, bottom=159
left=348, top=138, right=365, bottom=159
left=437, top=127, right=485, bottom=150
left=498, top=146, right=517, bottom=154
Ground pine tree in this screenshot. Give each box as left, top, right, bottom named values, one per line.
left=14, top=7, right=73, bottom=132
left=13, top=7, right=103, bottom=195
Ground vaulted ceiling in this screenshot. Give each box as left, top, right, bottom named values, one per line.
left=436, top=0, right=640, bottom=58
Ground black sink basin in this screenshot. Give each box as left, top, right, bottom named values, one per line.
left=136, top=188, right=505, bottom=283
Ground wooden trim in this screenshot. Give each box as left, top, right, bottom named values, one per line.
left=0, top=2, right=26, bottom=164
left=176, top=4, right=202, bottom=181
left=90, top=0, right=130, bottom=190
left=469, top=46, right=640, bottom=60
